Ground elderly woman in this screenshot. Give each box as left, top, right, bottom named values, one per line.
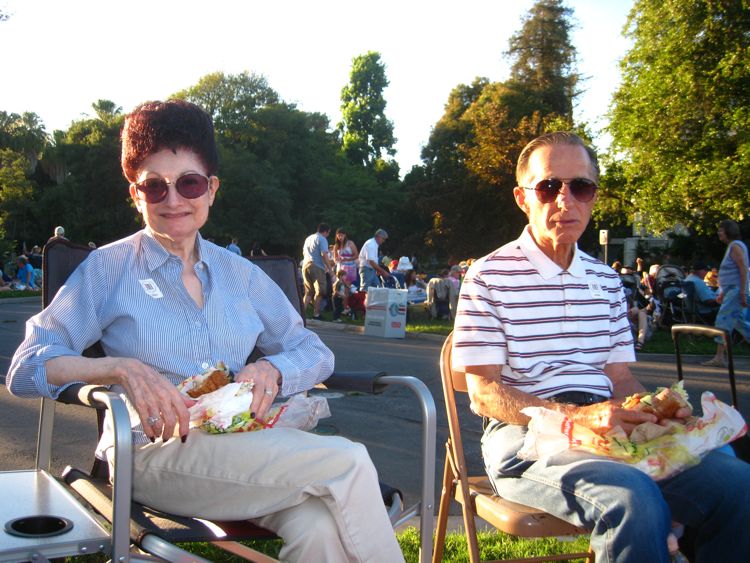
left=7, top=100, right=404, bottom=563
left=703, top=219, right=750, bottom=367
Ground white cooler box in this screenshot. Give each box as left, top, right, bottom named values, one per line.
left=364, top=288, right=408, bottom=338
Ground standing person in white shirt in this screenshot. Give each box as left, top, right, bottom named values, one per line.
left=358, top=228, right=390, bottom=289
left=302, top=223, right=333, bottom=320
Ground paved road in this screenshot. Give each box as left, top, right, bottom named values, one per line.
left=1, top=297, right=749, bottom=516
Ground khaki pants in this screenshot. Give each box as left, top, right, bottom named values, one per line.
left=303, top=262, right=327, bottom=300
left=123, top=428, right=404, bottom=563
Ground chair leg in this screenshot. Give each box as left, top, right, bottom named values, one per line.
left=460, top=494, right=481, bottom=563
left=432, top=459, right=455, bottom=563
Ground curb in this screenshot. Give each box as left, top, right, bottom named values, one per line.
left=0, top=296, right=42, bottom=305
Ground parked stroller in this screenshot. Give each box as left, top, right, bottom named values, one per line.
left=655, top=264, right=687, bottom=327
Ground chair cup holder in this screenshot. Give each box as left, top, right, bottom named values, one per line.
left=4, top=515, right=74, bottom=538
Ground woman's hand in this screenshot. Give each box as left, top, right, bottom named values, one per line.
left=234, top=360, right=282, bottom=421
left=569, top=400, right=658, bottom=436
left=717, top=291, right=724, bottom=304
left=113, top=358, right=194, bottom=443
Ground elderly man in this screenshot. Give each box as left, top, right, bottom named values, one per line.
left=358, top=228, right=390, bottom=289
left=452, top=131, right=750, bottom=562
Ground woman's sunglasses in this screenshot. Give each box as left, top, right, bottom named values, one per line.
left=524, top=177, right=598, bottom=204
left=133, top=173, right=210, bottom=204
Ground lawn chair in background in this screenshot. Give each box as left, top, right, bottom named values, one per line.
left=433, top=332, right=593, bottom=563
left=33, top=238, right=436, bottom=562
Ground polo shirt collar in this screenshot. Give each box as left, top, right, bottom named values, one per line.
left=518, top=226, right=586, bottom=280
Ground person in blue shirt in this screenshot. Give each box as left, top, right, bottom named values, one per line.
left=6, top=99, right=404, bottom=563
left=684, top=262, right=719, bottom=317
left=14, top=255, right=36, bottom=289
left=703, top=220, right=750, bottom=367
left=225, top=237, right=241, bottom=255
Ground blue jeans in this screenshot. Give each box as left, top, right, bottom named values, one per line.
left=359, top=266, right=379, bottom=290
left=483, top=420, right=750, bottom=563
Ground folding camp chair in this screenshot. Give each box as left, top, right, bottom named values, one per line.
left=35, top=238, right=436, bottom=562
left=434, top=332, right=593, bottom=563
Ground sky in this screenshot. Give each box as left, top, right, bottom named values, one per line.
left=0, top=0, right=632, bottom=173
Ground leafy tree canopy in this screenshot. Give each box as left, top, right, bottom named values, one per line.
left=339, top=51, right=397, bottom=168
left=607, top=0, right=750, bottom=234
left=173, top=71, right=279, bottom=135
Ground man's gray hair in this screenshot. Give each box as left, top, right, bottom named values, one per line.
left=516, top=131, right=600, bottom=185
left=374, top=228, right=388, bottom=239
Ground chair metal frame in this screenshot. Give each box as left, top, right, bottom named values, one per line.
left=33, top=238, right=436, bottom=562
left=433, top=332, right=594, bottom=563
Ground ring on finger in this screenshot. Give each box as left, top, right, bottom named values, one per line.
left=147, top=415, right=161, bottom=425
left=264, top=389, right=274, bottom=397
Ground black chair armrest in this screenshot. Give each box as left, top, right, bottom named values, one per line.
left=57, top=383, right=110, bottom=408
left=323, top=371, right=388, bottom=394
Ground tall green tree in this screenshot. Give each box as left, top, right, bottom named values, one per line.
left=607, top=0, right=750, bottom=234
left=338, top=51, right=397, bottom=169
left=505, top=0, right=579, bottom=118
left=408, top=0, right=583, bottom=261
left=173, top=71, right=279, bottom=136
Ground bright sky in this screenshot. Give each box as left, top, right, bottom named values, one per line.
left=0, top=0, right=632, bottom=173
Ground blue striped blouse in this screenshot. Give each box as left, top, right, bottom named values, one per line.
left=7, top=229, right=334, bottom=449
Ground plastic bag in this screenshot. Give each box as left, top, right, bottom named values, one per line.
left=518, top=391, right=747, bottom=480
left=273, top=394, right=331, bottom=432
left=183, top=382, right=330, bottom=434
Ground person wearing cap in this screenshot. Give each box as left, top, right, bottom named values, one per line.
left=685, top=263, right=719, bottom=318
left=358, top=228, right=390, bottom=289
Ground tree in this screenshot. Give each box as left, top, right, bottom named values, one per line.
left=338, top=51, right=397, bottom=167
left=505, top=0, right=579, bottom=118
left=607, top=0, right=750, bottom=234
left=173, top=71, right=279, bottom=135
left=407, top=0, right=583, bottom=261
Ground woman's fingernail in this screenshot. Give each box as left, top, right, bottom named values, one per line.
left=250, top=412, right=255, bottom=419
left=181, top=435, right=187, bottom=443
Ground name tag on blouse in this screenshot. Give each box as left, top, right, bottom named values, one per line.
left=588, top=281, right=604, bottom=298
left=139, top=278, right=164, bottom=299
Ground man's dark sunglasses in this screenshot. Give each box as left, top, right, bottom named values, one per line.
left=524, top=177, right=598, bottom=204
left=134, top=173, right=210, bottom=204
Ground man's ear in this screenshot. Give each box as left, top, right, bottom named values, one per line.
left=513, top=186, right=529, bottom=216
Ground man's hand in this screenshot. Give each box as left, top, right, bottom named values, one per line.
left=235, top=360, right=282, bottom=421
left=570, top=400, right=658, bottom=435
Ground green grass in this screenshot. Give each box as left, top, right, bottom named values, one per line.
left=0, top=289, right=41, bottom=299
left=640, top=324, right=750, bottom=356
left=62, top=528, right=591, bottom=562
left=309, top=306, right=750, bottom=356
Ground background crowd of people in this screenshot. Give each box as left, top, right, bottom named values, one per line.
left=612, top=218, right=749, bottom=361
left=295, top=223, right=473, bottom=323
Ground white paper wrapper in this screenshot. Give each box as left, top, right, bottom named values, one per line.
left=519, top=391, right=747, bottom=480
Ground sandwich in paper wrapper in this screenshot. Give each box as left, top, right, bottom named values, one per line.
left=518, top=382, right=747, bottom=480
left=177, top=362, right=330, bottom=434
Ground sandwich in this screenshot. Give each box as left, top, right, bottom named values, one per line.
left=621, top=382, right=691, bottom=420
left=183, top=362, right=232, bottom=398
